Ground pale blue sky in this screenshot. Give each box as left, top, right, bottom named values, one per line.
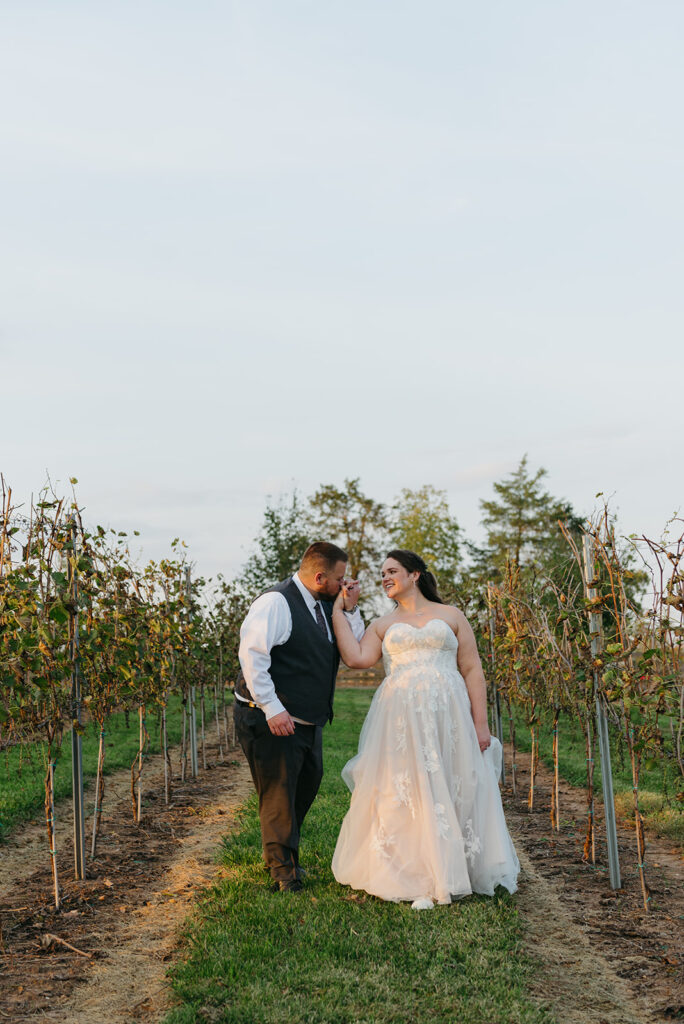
left=2, top=1, right=682, bottom=581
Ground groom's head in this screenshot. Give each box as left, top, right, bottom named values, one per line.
left=299, top=542, right=348, bottom=599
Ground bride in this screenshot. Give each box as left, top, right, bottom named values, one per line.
left=331, top=550, right=519, bottom=910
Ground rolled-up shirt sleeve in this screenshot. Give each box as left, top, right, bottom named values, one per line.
left=345, top=607, right=365, bottom=642
left=238, top=592, right=292, bottom=720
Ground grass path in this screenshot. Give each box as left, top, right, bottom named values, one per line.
left=164, top=690, right=553, bottom=1024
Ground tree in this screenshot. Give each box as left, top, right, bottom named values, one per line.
left=390, top=485, right=461, bottom=601
left=207, top=576, right=249, bottom=688
left=479, top=456, right=582, bottom=579
left=238, top=491, right=310, bottom=598
left=307, top=478, right=388, bottom=595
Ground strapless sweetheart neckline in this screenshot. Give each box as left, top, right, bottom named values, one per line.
left=383, top=618, right=454, bottom=641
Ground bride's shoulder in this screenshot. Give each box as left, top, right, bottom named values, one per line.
left=438, top=604, right=468, bottom=633
left=370, top=612, right=398, bottom=640
left=448, top=605, right=478, bottom=640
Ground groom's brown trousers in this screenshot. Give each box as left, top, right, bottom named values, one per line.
left=234, top=702, right=323, bottom=884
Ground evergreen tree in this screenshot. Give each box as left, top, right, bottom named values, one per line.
left=479, top=455, right=582, bottom=579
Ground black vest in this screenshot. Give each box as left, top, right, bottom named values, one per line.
left=235, top=579, right=340, bottom=726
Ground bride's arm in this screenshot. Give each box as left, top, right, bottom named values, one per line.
left=454, top=610, right=491, bottom=752
left=332, top=591, right=383, bottom=669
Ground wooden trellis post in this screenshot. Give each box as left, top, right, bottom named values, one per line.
left=582, top=533, right=621, bottom=890
left=45, top=755, right=60, bottom=908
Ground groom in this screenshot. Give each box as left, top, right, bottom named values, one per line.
left=234, top=542, right=363, bottom=892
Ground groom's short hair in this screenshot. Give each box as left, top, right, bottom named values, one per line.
left=300, top=542, right=348, bottom=574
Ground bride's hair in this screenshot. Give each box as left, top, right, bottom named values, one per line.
left=385, top=550, right=445, bottom=604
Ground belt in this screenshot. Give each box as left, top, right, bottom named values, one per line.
left=234, top=696, right=314, bottom=727
left=235, top=695, right=258, bottom=709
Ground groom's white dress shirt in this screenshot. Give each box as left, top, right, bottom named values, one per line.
left=237, top=572, right=364, bottom=722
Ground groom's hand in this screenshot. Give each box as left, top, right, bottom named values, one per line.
left=268, top=710, right=296, bottom=736
left=342, top=579, right=360, bottom=611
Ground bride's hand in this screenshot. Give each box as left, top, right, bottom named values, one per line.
left=475, top=721, right=491, bottom=752
left=333, top=589, right=346, bottom=612
left=342, top=578, right=360, bottom=611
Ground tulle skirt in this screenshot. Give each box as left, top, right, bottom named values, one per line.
left=332, top=669, right=520, bottom=904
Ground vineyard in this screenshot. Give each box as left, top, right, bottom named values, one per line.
left=0, top=478, right=241, bottom=909
left=484, top=507, right=684, bottom=909
left=1, top=469, right=683, bottom=1022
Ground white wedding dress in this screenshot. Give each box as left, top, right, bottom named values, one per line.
left=332, top=618, right=520, bottom=905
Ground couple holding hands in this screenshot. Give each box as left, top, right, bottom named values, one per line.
left=234, top=542, right=519, bottom=911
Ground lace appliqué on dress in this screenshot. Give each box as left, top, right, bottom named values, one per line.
left=463, top=819, right=482, bottom=864
left=414, top=682, right=446, bottom=717
left=434, top=802, right=450, bottom=839
left=370, top=821, right=395, bottom=861
left=393, top=771, right=415, bottom=818
left=395, top=714, right=408, bottom=753
left=422, top=742, right=440, bottom=773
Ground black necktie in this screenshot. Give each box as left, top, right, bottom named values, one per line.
left=314, top=602, right=329, bottom=639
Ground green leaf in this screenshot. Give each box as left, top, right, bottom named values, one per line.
left=48, top=601, right=69, bottom=624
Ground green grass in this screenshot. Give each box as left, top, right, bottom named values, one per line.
left=507, top=707, right=684, bottom=844
left=0, top=694, right=186, bottom=842
left=164, top=690, right=553, bottom=1024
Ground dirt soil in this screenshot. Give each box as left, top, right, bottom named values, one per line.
left=0, top=730, right=252, bottom=1024
left=506, top=745, right=684, bottom=1024
left=0, top=701, right=682, bottom=1024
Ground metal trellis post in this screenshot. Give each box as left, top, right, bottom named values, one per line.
left=68, top=519, right=86, bottom=880
left=488, top=590, right=505, bottom=783
left=583, top=533, right=621, bottom=890
left=186, top=567, right=199, bottom=777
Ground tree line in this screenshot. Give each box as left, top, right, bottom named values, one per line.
left=218, top=455, right=627, bottom=668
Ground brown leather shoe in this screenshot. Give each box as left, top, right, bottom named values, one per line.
left=271, top=879, right=303, bottom=893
